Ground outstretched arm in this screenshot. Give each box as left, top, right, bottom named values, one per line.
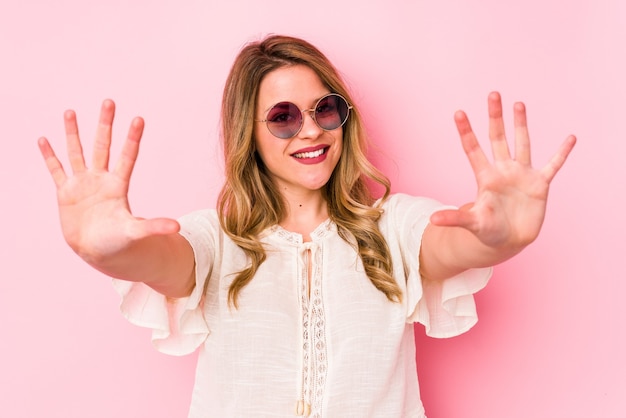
left=38, top=100, right=195, bottom=297
left=420, top=92, right=576, bottom=282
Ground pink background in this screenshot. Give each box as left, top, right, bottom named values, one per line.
left=1, top=0, right=624, bottom=417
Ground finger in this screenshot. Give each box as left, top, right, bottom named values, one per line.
left=513, top=102, right=531, bottom=166
left=455, top=110, right=490, bottom=174
left=114, top=117, right=145, bottom=182
left=430, top=208, right=477, bottom=231
left=37, top=137, right=67, bottom=187
left=488, top=91, right=511, bottom=161
left=64, top=109, right=87, bottom=173
left=540, top=135, right=577, bottom=183
left=92, top=99, right=115, bottom=170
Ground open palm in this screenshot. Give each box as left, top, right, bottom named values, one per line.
left=430, top=92, right=576, bottom=251
left=38, top=100, right=179, bottom=264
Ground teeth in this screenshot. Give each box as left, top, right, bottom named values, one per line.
left=293, top=148, right=326, bottom=159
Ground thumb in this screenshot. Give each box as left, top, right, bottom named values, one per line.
left=129, top=217, right=181, bottom=239
left=429, top=207, right=477, bottom=231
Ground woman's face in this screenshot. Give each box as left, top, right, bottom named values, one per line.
left=253, top=65, right=343, bottom=198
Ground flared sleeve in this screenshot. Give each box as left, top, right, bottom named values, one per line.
left=383, top=194, right=492, bottom=338
left=111, top=210, right=218, bottom=355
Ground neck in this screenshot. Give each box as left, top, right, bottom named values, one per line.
left=278, top=189, right=329, bottom=241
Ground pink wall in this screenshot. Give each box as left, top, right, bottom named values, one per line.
left=1, top=1, right=624, bottom=417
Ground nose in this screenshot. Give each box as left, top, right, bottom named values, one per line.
left=297, top=109, right=323, bottom=139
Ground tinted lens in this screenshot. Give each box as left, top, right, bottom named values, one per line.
left=266, top=102, right=302, bottom=139
left=315, top=94, right=349, bottom=131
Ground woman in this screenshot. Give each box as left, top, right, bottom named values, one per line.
left=38, top=35, right=576, bottom=417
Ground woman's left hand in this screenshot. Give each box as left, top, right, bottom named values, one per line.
left=429, top=91, right=576, bottom=252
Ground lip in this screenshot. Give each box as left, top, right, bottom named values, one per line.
left=291, top=144, right=328, bottom=155
left=290, top=145, right=330, bottom=165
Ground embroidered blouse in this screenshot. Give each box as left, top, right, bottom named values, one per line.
left=113, top=193, right=491, bottom=417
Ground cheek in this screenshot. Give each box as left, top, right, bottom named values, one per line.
left=334, top=130, right=344, bottom=158
left=254, top=133, right=285, bottom=167
left=252, top=129, right=270, bottom=159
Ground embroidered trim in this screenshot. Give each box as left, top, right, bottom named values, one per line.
left=268, top=219, right=335, bottom=246
left=298, top=243, right=328, bottom=417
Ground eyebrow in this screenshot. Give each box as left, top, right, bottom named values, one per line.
left=261, top=92, right=332, bottom=113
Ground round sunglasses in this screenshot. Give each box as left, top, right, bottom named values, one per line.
left=256, top=93, right=353, bottom=139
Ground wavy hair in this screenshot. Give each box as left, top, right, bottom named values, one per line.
left=217, top=35, right=401, bottom=307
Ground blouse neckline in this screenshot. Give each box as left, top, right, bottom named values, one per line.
left=264, top=218, right=336, bottom=245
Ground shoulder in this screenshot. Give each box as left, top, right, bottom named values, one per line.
left=179, top=208, right=219, bottom=226
left=376, top=195, right=449, bottom=259
left=377, top=193, right=455, bottom=237
left=379, top=193, right=445, bottom=218
left=178, top=209, right=222, bottom=240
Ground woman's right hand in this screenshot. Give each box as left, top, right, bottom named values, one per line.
left=38, top=99, right=180, bottom=266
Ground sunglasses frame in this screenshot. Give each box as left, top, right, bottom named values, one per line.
left=255, top=93, right=353, bottom=139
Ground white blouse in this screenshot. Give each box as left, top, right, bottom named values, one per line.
left=113, top=193, right=491, bottom=418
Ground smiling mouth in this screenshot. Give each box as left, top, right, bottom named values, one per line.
left=292, top=147, right=328, bottom=159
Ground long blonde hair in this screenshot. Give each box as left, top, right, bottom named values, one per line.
left=217, top=35, right=401, bottom=307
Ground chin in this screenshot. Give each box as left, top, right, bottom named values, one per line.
left=303, top=175, right=333, bottom=191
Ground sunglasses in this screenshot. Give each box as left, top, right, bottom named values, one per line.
left=256, top=93, right=353, bottom=139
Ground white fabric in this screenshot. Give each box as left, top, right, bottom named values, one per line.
left=113, top=193, right=491, bottom=417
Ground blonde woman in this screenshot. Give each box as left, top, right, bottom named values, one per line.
left=38, top=35, right=576, bottom=417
